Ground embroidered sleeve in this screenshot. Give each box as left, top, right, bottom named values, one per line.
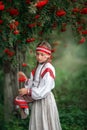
left=24, top=69, right=35, bottom=88
left=41, top=67, right=55, bottom=79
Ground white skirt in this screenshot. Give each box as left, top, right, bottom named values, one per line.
left=29, top=92, right=62, bottom=130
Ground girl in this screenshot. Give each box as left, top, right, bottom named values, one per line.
left=15, top=41, right=62, bottom=130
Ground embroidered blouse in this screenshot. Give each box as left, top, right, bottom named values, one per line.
left=25, top=62, right=55, bottom=100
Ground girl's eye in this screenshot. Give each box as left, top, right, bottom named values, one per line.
left=41, top=53, right=44, bottom=56
left=36, top=52, right=44, bottom=56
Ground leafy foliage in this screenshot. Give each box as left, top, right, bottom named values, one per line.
left=0, top=0, right=87, bottom=66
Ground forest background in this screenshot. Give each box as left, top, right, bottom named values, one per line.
left=0, top=0, right=87, bottom=130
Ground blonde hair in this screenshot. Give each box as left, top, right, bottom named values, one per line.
left=37, top=41, right=52, bottom=50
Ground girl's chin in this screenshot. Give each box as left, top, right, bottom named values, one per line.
left=37, top=59, right=47, bottom=63
left=38, top=61, right=45, bottom=64
left=38, top=61, right=43, bottom=63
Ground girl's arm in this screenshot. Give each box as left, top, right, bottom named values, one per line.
left=18, top=71, right=33, bottom=96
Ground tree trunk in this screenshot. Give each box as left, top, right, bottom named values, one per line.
left=3, top=49, right=26, bottom=121
left=3, top=61, right=18, bottom=121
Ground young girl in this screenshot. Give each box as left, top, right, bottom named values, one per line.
left=15, top=41, right=62, bottom=130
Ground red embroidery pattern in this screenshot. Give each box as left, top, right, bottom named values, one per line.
left=31, top=68, right=36, bottom=76
left=14, top=98, right=28, bottom=108
left=41, top=68, right=55, bottom=79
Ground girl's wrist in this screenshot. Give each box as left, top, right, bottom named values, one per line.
left=27, top=88, right=32, bottom=96
left=27, top=88, right=29, bottom=94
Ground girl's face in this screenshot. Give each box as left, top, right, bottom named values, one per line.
left=36, top=51, right=50, bottom=63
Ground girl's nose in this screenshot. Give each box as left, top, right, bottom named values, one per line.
left=38, top=54, right=41, bottom=59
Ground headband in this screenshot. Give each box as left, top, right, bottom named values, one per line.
left=36, top=46, right=51, bottom=55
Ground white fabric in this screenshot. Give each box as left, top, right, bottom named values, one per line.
left=24, top=108, right=29, bottom=115
left=31, top=63, right=55, bottom=100
left=25, top=79, right=33, bottom=89
left=25, top=62, right=62, bottom=130
left=25, top=62, right=55, bottom=100
left=29, top=92, right=62, bottom=130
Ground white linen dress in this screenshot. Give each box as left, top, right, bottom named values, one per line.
left=25, top=62, right=62, bottom=130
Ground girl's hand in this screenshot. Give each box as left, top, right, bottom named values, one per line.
left=18, top=71, right=27, bottom=80
left=18, top=88, right=28, bottom=96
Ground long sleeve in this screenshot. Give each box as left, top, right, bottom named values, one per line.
left=24, top=66, right=37, bottom=88
left=24, top=72, right=34, bottom=89
left=31, top=63, right=55, bottom=100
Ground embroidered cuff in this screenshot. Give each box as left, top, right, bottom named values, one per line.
left=25, top=79, right=29, bottom=85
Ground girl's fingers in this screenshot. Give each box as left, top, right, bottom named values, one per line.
left=18, top=71, right=24, bottom=76
left=18, top=88, right=28, bottom=95
left=17, top=71, right=27, bottom=79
